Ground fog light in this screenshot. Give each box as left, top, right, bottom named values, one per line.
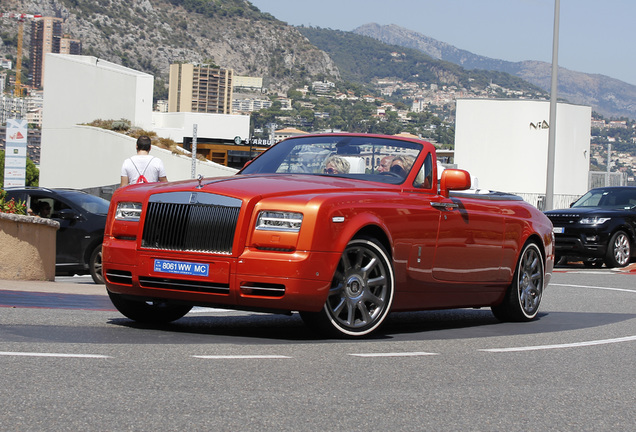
left=585, top=235, right=599, bottom=242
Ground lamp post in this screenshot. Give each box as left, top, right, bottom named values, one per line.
left=545, top=0, right=560, bottom=211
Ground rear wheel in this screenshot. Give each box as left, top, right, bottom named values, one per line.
left=300, top=238, right=394, bottom=337
left=604, top=230, right=631, bottom=268
left=108, top=291, right=192, bottom=324
left=492, top=242, right=544, bottom=322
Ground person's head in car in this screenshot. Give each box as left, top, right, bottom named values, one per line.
left=390, top=155, right=414, bottom=177
left=378, top=155, right=394, bottom=173
left=37, top=201, right=51, bottom=218
left=324, top=156, right=350, bottom=175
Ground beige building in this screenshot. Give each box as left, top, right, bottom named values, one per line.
left=30, top=17, right=81, bottom=89
left=168, top=64, right=234, bottom=114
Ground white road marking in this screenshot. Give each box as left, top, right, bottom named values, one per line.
left=551, top=283, right=636, bottom=294
left=0, top=351, right=110, bottom=358
left=480, top=283, right=636, bottom=353
left=481, top=335, right=636, bottom=353
left=193, top=354, right=292, bottom=359
left=349, top=352, right=439, bottom=357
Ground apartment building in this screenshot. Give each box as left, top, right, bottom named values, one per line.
left=30, top=17, right=81, bottom=89
left=168, top=64, right=233, bottom=114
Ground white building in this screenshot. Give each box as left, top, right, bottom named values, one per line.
left=454, top=99, right=591, bottom=209
left=40, top=54, right=242, bottom=189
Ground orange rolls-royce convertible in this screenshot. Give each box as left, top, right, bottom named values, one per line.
left=103, top=133, right=554, bottom=337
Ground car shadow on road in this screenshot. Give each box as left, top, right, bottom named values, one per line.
left=105, top=307, right=636, bottom=343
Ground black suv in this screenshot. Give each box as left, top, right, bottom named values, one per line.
left=544, top=186, right=636, bottom=268
left=4, top=187, right=110, bottom=283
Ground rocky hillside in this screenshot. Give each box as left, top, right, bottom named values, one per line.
left=354, top=23, right=636, bottom=119
left=0, top=0, right=339, bottom=92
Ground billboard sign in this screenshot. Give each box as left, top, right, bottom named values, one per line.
left=4, top=118, right=28, bottom=188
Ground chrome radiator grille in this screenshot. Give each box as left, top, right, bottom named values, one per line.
left=141, top=192, right=242, bottom=254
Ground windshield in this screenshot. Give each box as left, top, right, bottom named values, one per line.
left=240, top=135, right=424, bottom=185
left=64, top=191, right=111, bottom=214
left=572, top=188, right=636, bottom=209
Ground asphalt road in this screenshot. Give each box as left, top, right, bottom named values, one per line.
left=1, top=268, right=636, bottom=431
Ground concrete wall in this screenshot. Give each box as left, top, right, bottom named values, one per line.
left=39, top=54, right=240, bottom=190
left=151, top=112, right=250, bottom=143
left=0, top=214, right=58, bottom=281
left=39, top=125, right=237, bottom=189
left=454, top=99, right=591, bottom=201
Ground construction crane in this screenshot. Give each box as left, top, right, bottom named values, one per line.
left=0, top=12, right=42, bottom=97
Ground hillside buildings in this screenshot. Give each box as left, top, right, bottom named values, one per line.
left=168, top=64, right=233, bottom=114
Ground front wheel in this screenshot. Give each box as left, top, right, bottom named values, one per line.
left=300, top=238, right=394, bottom=337
left=492, top=242, right=544, bottom=322
left=89, top=245, right=104, bottom=284
left=604, top=230, right=631, bottom=268
left=108, top=291, right=192, bottom=324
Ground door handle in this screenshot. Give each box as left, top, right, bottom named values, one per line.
left=430, top=201, right=458, bottom=211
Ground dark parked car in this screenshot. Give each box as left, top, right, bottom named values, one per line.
left=4, top=187, right=110, bottom=283
left=544, top=186, right=636, bottom=268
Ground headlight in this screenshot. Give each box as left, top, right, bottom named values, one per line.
left=256, top=211, right=303, bottom=232
left=579, top=217, right=610, bottom=225
left=115, top=202, right=143, bottom=221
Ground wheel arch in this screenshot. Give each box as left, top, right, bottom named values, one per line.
left=351, top=224, right=392, bottom=259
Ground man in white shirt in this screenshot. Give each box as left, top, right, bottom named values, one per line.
left=120, top=135, right=168, bottom=187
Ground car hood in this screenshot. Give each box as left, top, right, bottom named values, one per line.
left=117, top=174, right=393, bottom=201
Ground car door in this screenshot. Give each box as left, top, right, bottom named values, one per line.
left=430, top=193, right=506, bottom=283
left=29, top=193, right=84, bottom=267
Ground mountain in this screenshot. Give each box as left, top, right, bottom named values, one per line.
left=354, top=23, right=636, bottom=119
left=298, top=27, right=545, bottom=96
left=0, top=0, right=339, bottom=93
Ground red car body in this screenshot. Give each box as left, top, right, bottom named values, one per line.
left=103, top=133, right=554, bottom=337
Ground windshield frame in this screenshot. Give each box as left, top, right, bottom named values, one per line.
left=239, top=134, right=426, bottom=185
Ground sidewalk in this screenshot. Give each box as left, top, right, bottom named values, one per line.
left=0, top=278, right=107, bottom=295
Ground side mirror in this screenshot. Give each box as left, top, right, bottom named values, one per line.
left=57, top=208, right=80, bottom=221
left=440, top=169, right=471, bottom=198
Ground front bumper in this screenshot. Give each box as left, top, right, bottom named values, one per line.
left=102, top=237, right=341, bottom=313
left=553, top=229, right=610, bottom=259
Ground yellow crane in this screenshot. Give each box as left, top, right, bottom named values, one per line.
left=0, top=12, right=42, bottom=97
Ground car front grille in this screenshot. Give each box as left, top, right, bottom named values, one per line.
left=546, top=215, right=577, bottom=225
left=141, top=192, right=242, bottom=254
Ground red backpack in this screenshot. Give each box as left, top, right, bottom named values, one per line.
left=131, top=157, right=154, bottom=184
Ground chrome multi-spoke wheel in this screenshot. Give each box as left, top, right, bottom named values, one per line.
left=605, top=231, right=631, bottom=268
left=492, top=242, right=544, bottom=321
left=301, top=238, right=394, bottom=337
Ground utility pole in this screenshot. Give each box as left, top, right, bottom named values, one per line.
left=545, top=0, right=560, bottom=211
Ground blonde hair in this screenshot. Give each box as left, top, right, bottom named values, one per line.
left=324, top=155, right=350, bottom=174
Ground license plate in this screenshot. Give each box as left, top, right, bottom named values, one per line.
left=553, top=227, right=565, bottom=234
left=154, top=259, right=209, bottom=277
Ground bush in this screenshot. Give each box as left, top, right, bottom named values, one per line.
left=0, top=190, right=27, bottom=215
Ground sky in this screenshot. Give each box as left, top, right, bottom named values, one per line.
left=249, top=0, right=636, bottom=86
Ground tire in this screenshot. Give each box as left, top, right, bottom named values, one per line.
left=89, top=244, right=105, bottom=284
left=583, top=258, right=604, bottom=268
left=492, top=242, right=544, bottom=322
left=300, top=238, right=394, bottom=337
left=107, top=291, right=192, bottom=324
left=604, top=230, right=631, bottom=268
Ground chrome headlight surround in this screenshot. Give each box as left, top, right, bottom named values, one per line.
left=115, top=202, right=143, bottom=221
left=256, top=211, right=303, bottom=232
